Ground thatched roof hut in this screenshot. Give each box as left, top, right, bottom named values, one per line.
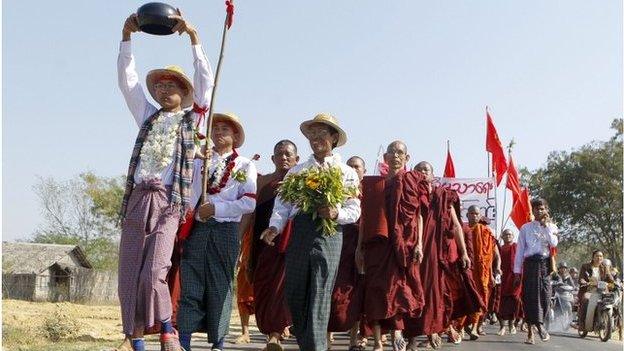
left=2, top=242, right=93, bottom=301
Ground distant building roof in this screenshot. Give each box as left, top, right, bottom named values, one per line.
left=2, top=242, right=92, bottom=274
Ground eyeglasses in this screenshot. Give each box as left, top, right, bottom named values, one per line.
left=386, top=149, right=406, bottom=157
left=154, top=82, right=180, bottom=91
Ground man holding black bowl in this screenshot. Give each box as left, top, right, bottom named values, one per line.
left=117, top=7, right=213, bottom=351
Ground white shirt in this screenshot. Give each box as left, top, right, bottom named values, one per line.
left=117, top=40, right=214, bottom=203
left=269, top=153, right=361, bottom=233
left=513, top=220, right=559, bottom=273
left=193, top=150, right=257, bottom=223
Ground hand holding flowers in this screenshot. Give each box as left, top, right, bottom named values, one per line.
left=278, top=165, right=359, bottom=236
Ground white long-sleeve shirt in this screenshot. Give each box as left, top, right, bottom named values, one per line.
left=269, top=153, right=361, bottom=233
left=193, top=150, right=257, bottom=222
left=117, top=40, right=214, bottom=207
left=513, top=220, right=559, bottom=273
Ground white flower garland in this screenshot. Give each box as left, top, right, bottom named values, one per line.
left=139, top=111, right=183, bottom=179
left=209, top=156, right=229, bottom=188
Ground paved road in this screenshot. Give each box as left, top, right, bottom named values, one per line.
left=146, top=322, right=623, bottom=351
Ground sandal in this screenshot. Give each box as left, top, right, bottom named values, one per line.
left=428, top=334, right=442, bottom=349
left=392, top=335, right=407, bottom=351
left=446, top=330, right=461, bottom=345
left=160, top=330, right=184, bottom=351
left=537, top=327, right=550, bottom=342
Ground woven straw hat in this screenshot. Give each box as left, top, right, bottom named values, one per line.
left=212, top=112, right=245, bottom=148
left=299, top=113, right=347, bottom=147
left=146, top=65, right=194, bottom=108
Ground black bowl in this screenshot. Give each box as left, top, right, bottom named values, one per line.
left=137, top=2, right=178, bottom=35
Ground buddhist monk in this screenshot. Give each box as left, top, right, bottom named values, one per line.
left=328, top=156, right=367, bottom=350
left=403, top=162, right=472, bottom=350
left=460, top=205, right=501, bottom=340
left=358, top=141, right=428, bottom=351
left=252, top=140, right=299, bottom=351
left=497, top=229, right=523, bottom=335
left=411, top=162, right=484, bottom=346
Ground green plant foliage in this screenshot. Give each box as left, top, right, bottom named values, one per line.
left=521, top=119, right=623, bottom=269
left=279, top=165, right=359, bottom=235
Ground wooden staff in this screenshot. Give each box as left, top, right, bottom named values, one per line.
left=201, top=1, right=234, bottom=204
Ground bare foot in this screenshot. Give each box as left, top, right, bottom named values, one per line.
left=114, top=337, right=133, bottom=351
left=281, top=327, right=291, bottom=340
left=373, top=341, right=384, bottom=351
left=428, top=334, right=442, bottom=349
left=234, top=333, right=251, bottom=344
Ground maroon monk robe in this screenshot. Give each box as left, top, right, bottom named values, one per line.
left=404, top=187, right=459, bottom=337
left=488, top=242, right=502, bottom=316
left=362, top=171, right=427, bottom=331
left=498, top=243, right=523, bottom=320
left=442, top=222, right=486, bottom=324
left=328, top=221, right=364, bottom=332
left=252, top=178, right=293, bottom=335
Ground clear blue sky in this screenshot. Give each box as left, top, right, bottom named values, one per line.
left=3, top=1, right=622, bottom=241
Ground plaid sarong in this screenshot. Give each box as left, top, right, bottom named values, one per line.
left=522, top=255, right=551, bottom=325
left=120, top=109, right=195, bottom=219
left=285, top=213, right=342, bottom=351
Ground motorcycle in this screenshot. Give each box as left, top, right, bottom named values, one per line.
left=550, top=281, right=575, bottom=331
left=578, top=281, right=621, bottom=342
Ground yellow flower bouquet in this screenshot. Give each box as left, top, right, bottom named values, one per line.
left=278, top=165, right=359, bottom=236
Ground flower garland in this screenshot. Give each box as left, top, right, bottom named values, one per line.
left=139, top=111, right=183, bottom=179
left=207, top=150, right=239, bottom=194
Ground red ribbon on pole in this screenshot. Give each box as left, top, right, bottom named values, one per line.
left=193, top=102, right=208, bottom=139
left=225, top=0, right=235, bottom=29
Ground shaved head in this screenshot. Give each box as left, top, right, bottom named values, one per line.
left=384, top=140, right=409, bottom=174
left=347, top=156, right=366, bottom=181
left=501, top=229, right=514, bottom=244
left=467, top=205, right=481, bottom=226
left=414, top=161, right=434, bottom=182
left=414, top=161, right=433, bottom=172
left=386, top=140, right=407, bottom=153
left=467, top=205, right=481, bottom=213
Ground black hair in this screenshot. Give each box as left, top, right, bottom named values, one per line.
left=273, top=139, right=297, bottom=154
left=531, top=198, right=549, bottom=209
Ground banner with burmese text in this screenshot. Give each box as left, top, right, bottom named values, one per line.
left=433, top=177, right=497, bottom=232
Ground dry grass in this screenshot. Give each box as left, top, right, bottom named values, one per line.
left=2, top=299, right=127, bottom=350
left=2, top=299, right=246, bottom=350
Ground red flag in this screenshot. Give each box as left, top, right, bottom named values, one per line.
left=486, top=110, right=507, bottom=185
left=375, top=145, right=389, bottom=176
left=443, top=148, right=456, bottom=178
left=510, top=187, right=532, bottom=229
left=506, top=154, right=521, bottom=198
left=225, top=0, right=235, bottom=29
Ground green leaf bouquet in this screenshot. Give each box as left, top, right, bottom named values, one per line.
left=278, top=165, right=359, bottom=236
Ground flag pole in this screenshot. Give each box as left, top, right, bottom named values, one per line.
left=201, top=1, right=234, bottom=204
left=500, top=141, right=513, bottom=231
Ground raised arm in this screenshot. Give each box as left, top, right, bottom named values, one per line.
left=118, top=14, right=157, bottom=126
left=169, top=10, right=215, bottom=134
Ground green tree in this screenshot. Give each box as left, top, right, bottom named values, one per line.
left=32, top=172, right=124, bottom=270
left=522, top=119, right=623, bottom=269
